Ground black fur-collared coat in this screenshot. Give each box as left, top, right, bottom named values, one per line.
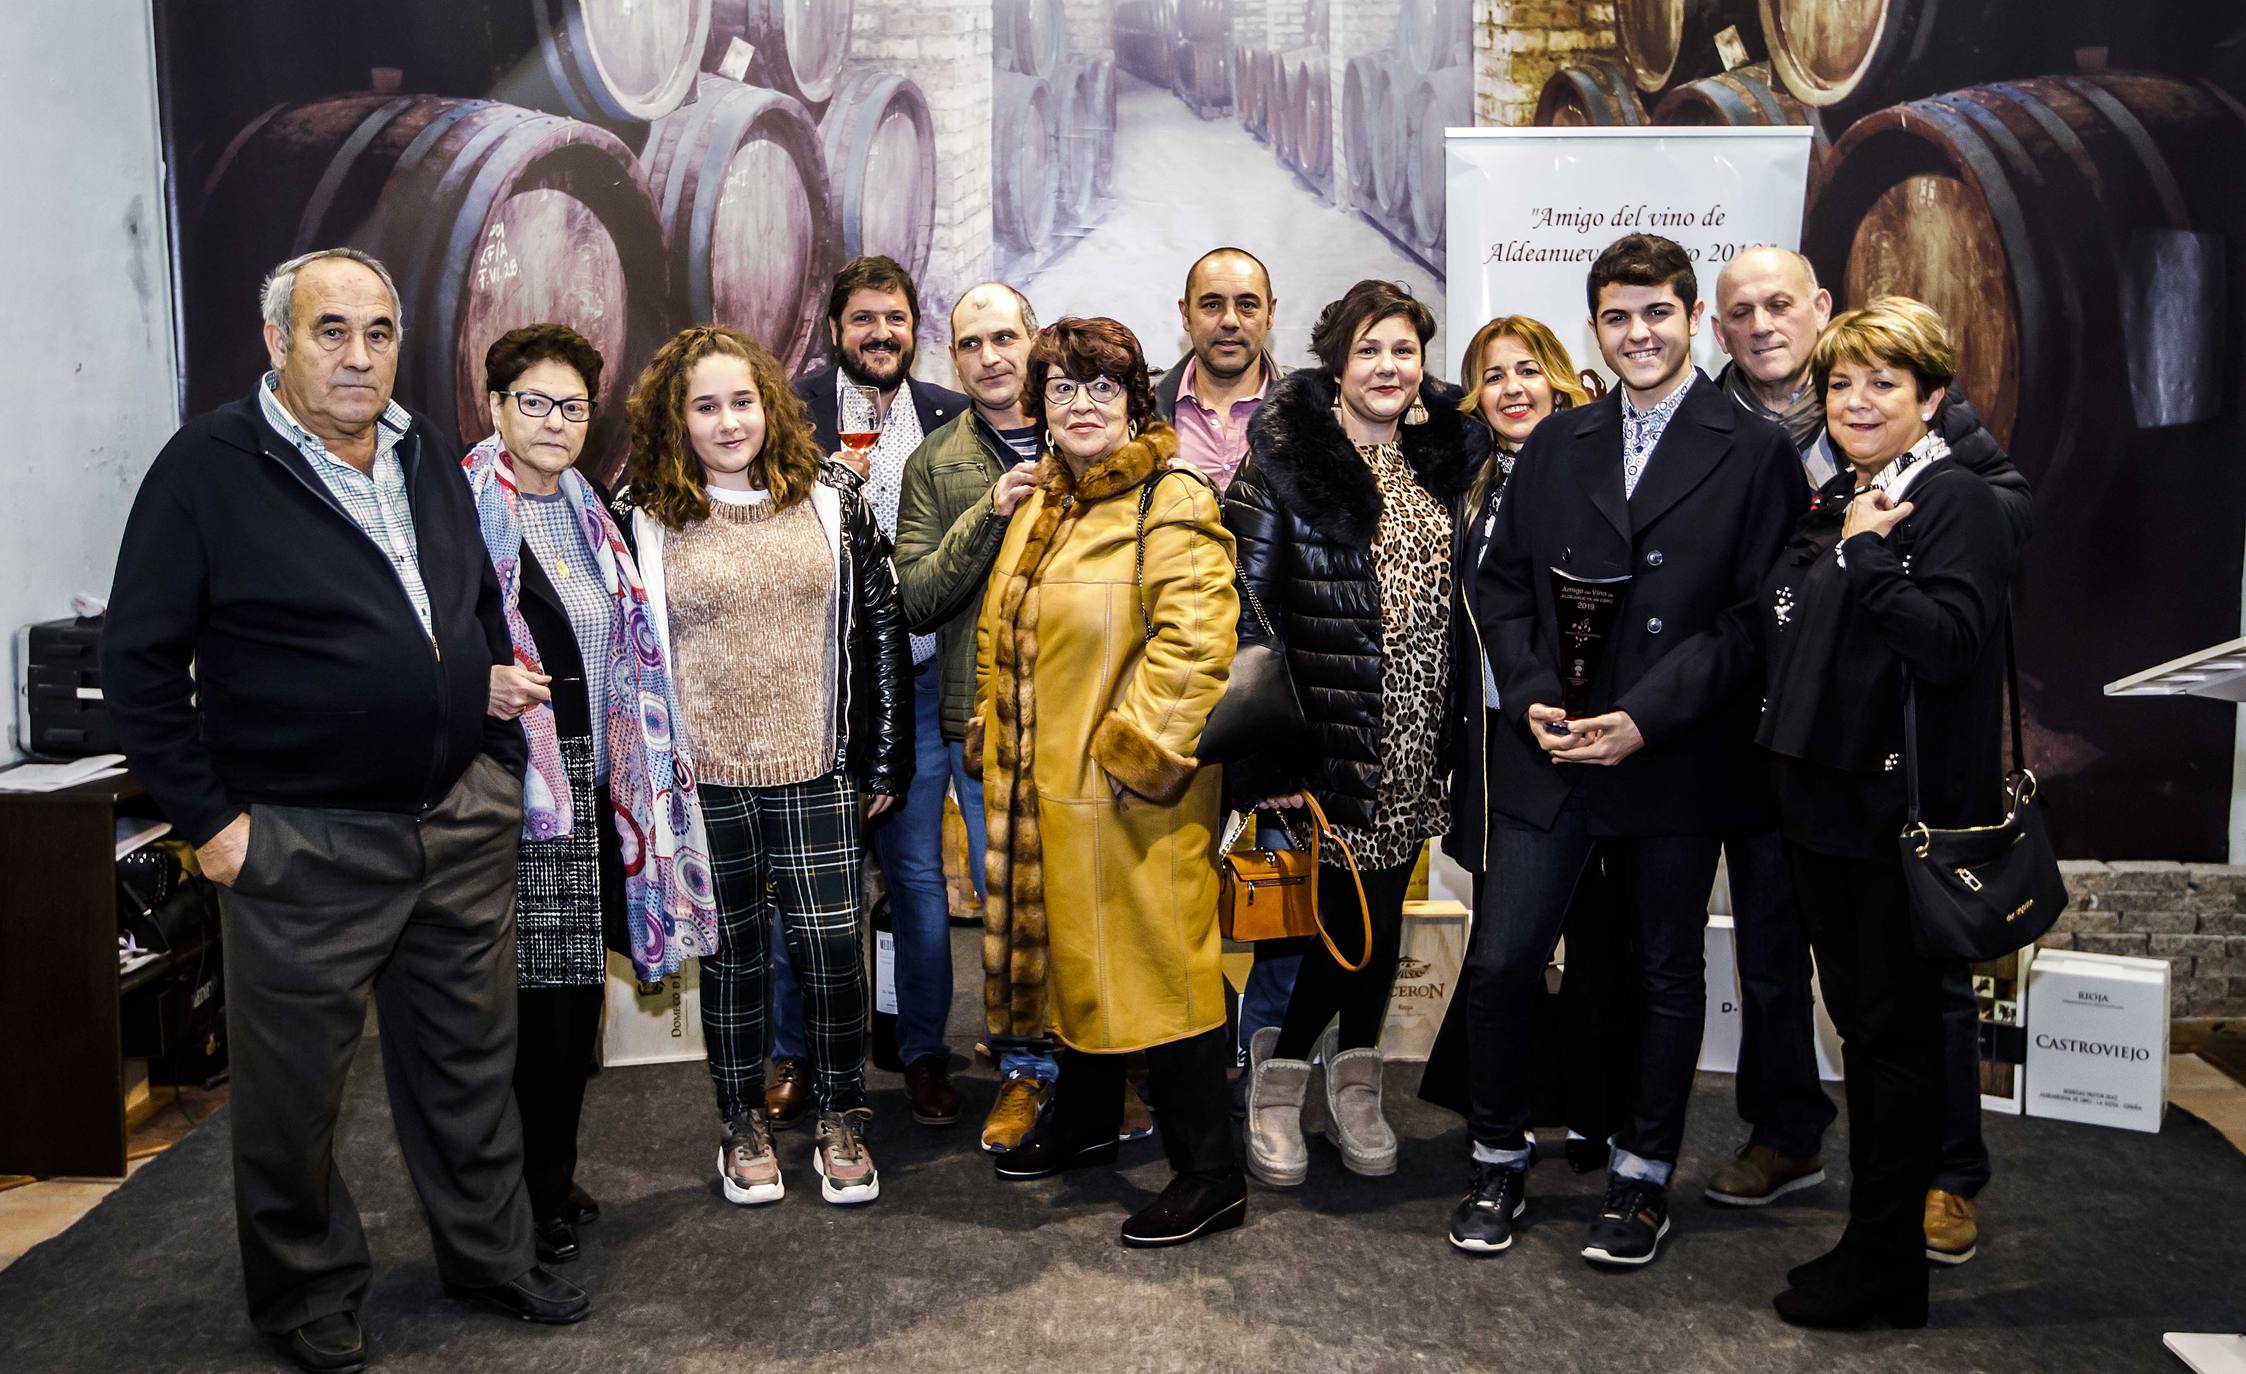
left=1224, top=368, right=1480, bottom=828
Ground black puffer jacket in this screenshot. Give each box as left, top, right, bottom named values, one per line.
left=1937, top=390, right=2034, bottom=558
left=612, top=462, right=913, bottom=797
left=1225, top=370, right=1480, bottom=828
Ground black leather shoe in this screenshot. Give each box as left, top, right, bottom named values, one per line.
left=534, top=1215, right=580, bottom=1265
left=1774, top=1264, right=1929, bottom=1329
left=1121, top=1170, right=1247, bottom=1248
left=994, top=1127, right=1119, bottom=1180
left=443, top=1266, right=591, bottom=1324
left=564, top=1183, right=599, bottom=1225
left=1787, top=1242, right=1852, bottom=1289
left=270, top=1311, right=365, bottom=1373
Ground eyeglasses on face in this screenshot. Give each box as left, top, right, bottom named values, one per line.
left=1042, top=376, right=1124, bottom=407
left=503, top=390, right=595, bottom=423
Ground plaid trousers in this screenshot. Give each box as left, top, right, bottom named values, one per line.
left=698, top=773, right=868, bottom=1120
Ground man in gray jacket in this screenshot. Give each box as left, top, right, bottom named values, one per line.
left=893, top=281, right=1048, bottom=1149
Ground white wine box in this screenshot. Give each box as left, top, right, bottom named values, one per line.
left=2024, top=949, right=2170, bottom=1133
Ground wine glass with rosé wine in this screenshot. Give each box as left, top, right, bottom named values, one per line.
left=837, top=381, right=882, bottom=479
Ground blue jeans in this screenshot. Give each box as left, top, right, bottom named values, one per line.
left=773, top=664, right=952, bottom=1066
left=1465, top=793, right=1722, bottom=1186
left=953, top=738, right=1058, bottom=1084
left=1235, top=955, right=1303, bottom=1062
left=1234, top=815, right=1303, bottom=1062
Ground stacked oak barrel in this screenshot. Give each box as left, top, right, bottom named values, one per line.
left=1228, top=4, right=1333, bottom=196
left=993, top=0, right=1116, bottom=269
left=1114, top=0, right=1233, bottom=119
left=1531, top=0, right=2246, bottom=857
left=181, top=0, right=946, bottom=488
left=1329, top=0, right=1472, bottom=262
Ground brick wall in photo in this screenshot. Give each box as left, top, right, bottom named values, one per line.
left=2045, top=862, right=2246, bottom=1018
left=849, top=0, right=997, bottom=358
left=1475, top=0, right=1618, bottom=127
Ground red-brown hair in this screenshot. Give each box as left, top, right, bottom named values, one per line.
left=1022, top=316, right=1158, bottom=433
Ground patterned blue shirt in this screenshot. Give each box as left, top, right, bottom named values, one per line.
left=1621, top=369, right=1698, bottom=499
left=258, top=373, right=432, bottom=638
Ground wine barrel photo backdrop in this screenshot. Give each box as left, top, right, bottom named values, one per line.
left=153, top=0, right=2246, bottom=856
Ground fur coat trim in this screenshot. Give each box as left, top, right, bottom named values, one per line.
left=1243, top=369, right=1477, bottom=540
left=1091, top=709, right=1197, bottom=805
left=982, top=423, right=1182, bottom=1039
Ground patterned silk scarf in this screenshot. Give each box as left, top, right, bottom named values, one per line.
left=462, top=434, right=718, bottom=978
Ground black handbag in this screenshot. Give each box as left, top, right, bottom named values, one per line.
left=1896, top=614, right=2068, bottom=960
left=1134, top=469, right=1307, bottom=762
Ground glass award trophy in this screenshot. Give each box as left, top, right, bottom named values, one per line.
left=1546, top=568, right=1632, bottom=733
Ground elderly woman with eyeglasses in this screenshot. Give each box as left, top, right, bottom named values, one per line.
left=969, top=316, right=1245, bottom=1248
left=463, top=324, right=716, bottom=1267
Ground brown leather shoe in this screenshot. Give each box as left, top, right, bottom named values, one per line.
left=905, top=1055, right=961, bottom=1126
left=1703, top=1142, right=1826, bottom=1207
left=1924, top=1188, right=1978, bottom=1264
left=766, top=1058, right=809, bottom=1130
left=981, top=1075, right=1049, bottom=1152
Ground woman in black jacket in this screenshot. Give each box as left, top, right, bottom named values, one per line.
left=1227, top=280, right=1475, bottom=1188
left=613, top=325, right=910, bottom=1210
left=1758, top=297, right=2021, bottom=1328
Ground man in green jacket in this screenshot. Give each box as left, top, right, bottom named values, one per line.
left=893, top=281, right=1049, bottom=1150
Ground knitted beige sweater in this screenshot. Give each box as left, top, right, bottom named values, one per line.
left=664, top=491, right=837, bottom=787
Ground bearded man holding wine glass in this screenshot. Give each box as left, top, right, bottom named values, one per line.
left=770, top=256, right=970, bottom=1130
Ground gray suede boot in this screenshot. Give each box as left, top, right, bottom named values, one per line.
left=1245, top=1026, right=1311, bottom=1187
left=1319, top=1024, right=1398, bottom=1177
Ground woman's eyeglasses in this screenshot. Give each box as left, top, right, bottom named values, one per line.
left=1042, top=376, right=1123, bottom=406
left=503, top=390, right=595, bottom=423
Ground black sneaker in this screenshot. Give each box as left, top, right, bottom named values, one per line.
left=1447, top=1162, right=1526, bottom=1254
left=1582, top=1175, right=1671, bottom=1267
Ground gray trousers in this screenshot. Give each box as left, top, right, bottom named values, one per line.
left=217, top=755, right=533, bottom=1332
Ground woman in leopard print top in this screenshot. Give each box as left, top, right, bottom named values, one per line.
left=1227, top=280, right=1478, bottom=1188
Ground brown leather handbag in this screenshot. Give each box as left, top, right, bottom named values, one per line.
left=1217, top=795, right=1373, bottom=971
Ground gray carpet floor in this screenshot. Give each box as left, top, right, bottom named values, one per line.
left=1, top=928, right=2239, bottom=1374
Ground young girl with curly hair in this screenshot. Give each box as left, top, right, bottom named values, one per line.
left=613, top=325, right=911, bottom=1208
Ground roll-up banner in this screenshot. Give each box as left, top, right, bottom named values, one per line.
left=1444, top=127, right=1816, bottom=384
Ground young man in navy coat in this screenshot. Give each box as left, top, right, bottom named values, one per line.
left=1450, top=235, right=1807, bottom=1267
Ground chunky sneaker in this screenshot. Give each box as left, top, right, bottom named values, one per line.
left=1448, top=1162, right=1527, bottom=1254
left=813, top=1109, right=880, bottom=1205
left=1923, top=1188, right=1978, bottom=1264
left=1704, top=1142, right=1826, bottom=1207
left=1582, top=1175, right=1671, bottom=1267
left=718, top=1109, right=783, bottom=1205
left=981, top=1074, right=1050, bottom=1153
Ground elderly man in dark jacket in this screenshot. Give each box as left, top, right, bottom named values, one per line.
left=103, top=249, right=586, bottom=1374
